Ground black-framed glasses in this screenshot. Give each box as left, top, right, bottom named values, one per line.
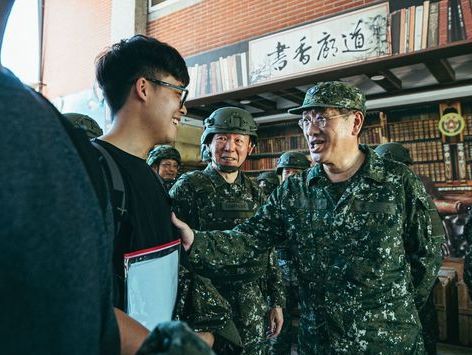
left=145, top=78, right=189, bottom=108
left=298, top=110, right=347, bottom=130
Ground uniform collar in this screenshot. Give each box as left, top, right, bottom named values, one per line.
left=204, top=164, right=244, bottom=187
left=307, top=144, right=385, bottom=187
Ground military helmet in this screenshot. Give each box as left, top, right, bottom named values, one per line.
left=288, top=81, right=366, bottom=115
left=147, top=145, right=181, bottom=167
left=63, top=112, right=103, bottom=139
left=374, top=142, right=413, bottom=165
left=276, top=151, right=311, bottom=175
left=256, top=171, right=279, bottom=186
left=201, top=107, right=258, bottom=145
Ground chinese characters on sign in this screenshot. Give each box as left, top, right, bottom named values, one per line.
left=249, top=3, right=389, bottom=84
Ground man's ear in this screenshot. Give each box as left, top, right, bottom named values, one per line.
left=248, top=142, right=256, bottom=156
left=134, top=77, right=148, bottom=102
left=352, top=111, right=364, bottom=136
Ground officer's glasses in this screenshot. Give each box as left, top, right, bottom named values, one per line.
left=298, top=110, right=347, bottom=130
left=146, top=78, right=189, bottom=108
left=160, top=161, right=179, bottom=169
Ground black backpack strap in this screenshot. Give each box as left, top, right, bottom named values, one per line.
left=91, top=141, right=127, bottom=235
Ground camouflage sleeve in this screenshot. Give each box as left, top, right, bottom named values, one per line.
left=174, top=265, right=242, bottom=349
left=266, top=247, right=286, bottom=308
left=190, top=185, right=286, bottom=270
left=403, top=170, right=444, bottom=310
left=169, top=175, right=199, bottom=229
left=463, top=219, right=472, bottom=300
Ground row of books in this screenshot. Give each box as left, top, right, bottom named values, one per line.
left=390, top=0, right=472, bottom=55
left=387, top=119, right=441, bottom=141
left=256, top=134, right=306, bottom=154
left=464, top=141, right=472, bottom=160
left=411, top=161, right=447, bottom=182
left=187, top=52, right=248, bottom=99
left=403, top=140, right=444, bottom=162
left=242, top=157, right=279, bottom=171
left=360, top=126, right=383, bottom=145
left=463, top=112, right=472, bottom=136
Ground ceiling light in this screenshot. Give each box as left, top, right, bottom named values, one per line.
left=370, top=74, right=385, bottom=81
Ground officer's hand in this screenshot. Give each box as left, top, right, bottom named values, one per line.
left=136, top=321, right=215, bottom=355
left=171, top=212, right=194, bottom=251
left=267, top=307, right=284, bottom=338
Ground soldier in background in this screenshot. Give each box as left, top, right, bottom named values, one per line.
left=270, top=151, right=311, bottom=354
left=375, top=142, right=442, bottom=355
left=170, top=107, right=285, bottom=354
left=63, top=112, right=103, bottom=139
left=174, top=81, right=444, bottom=354
left=147, top=145, right=181, bottom=191
left=256, top=171, right=279, bottom=197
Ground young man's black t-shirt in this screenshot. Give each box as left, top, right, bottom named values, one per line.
left=94, top=139, right=178, bottom=309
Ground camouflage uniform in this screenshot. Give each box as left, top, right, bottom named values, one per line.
left=189, top=145, right=444, bottom=354
left=171, top=165, right=285, bottom=354
left=271, top=151, right=311, bottom=354
left=147, top=145, right=181, bottom=191
left=463, top=216, right=472, bottom=300
left=375, top=142, right=441, bottom=355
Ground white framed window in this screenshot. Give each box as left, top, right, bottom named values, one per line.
left=148, top=0, right=202, bottom=20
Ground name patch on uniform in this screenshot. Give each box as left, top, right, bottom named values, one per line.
left=221, top=201, right=251, bottom=211
left=352, top=199, right=396, bottom=214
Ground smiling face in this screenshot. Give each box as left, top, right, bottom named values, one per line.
left=157, top=158, right=179, bottom=181
left=145, top=74, right=187, bottom=144
left=208, top=133, right=254, bottom=171
left=303, top=108, right=362, bottom=166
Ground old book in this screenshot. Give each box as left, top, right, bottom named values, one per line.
left=428, top=1, right=440, bottom=47
left=460, top=0, right=472, bottom=39
left=235, top=54, right=243, bottom=88
left=391, top=10, right=401, bottom=54
left=439, top=0, right=449, bottom=45
left=400, top=8, right=407, bottom=53
left=415, top=5, right=424, bottom=51
left=456, top=0, right=467, bottom=40
left=405, top=7, right=411, bottom=52
left=409, top=6, right=417, bottom=52
left=422, top=1, right=431, bottom=49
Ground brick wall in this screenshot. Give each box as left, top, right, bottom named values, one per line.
left=147, top=0, right=378, bottom=57
left=42, top=0, right=111, bottom=99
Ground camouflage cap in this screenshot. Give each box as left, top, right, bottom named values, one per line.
left=374, top=142, right=413, bottom=165
left=147, top=145, right=181, bottom=167
left=63, top=112, right=103, bottom=139
left=287, top=81, right=366, bottom=115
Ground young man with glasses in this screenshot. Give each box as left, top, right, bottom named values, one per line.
left=173, top=81, right=444, bottom=353
left=94, top=35, right=237, bottom=351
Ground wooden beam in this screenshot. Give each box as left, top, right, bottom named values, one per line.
left=424, top=58, right=456, bottom=83
left=369, top=70, right=402, bottom=92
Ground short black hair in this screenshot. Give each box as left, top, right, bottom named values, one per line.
left=95, top=35, right=189, bottom=115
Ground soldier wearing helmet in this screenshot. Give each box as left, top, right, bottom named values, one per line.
left=63, top=112, right=103, bottom=139
left=256, top=171, right=279, bottom=197
left=147, top=145, right=181, bottom=191
left=276, top=151, right=311, bottom=181
left=173, top=81, right=444, bottom=354
left=374, top=142, right=413, bottom=165
left=170, top=107, right=285, bottom=354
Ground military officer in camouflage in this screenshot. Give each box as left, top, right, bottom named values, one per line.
left=170, top=107, right=285, bottom=354
left=375, top=142, right=442, bottom=355
left=173, top=81, right=444, bottom=354
left=147, top=145, right=181, bottom=191
left=271, top=151, right=311, bottom=354
left=256, top=171, right=279, bottom=197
